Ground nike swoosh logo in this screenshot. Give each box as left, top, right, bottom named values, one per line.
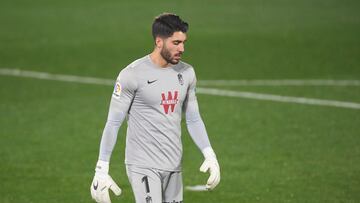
left=147, top=80, right=157, bottom=84
left=93, top=181, right=98, bottom=190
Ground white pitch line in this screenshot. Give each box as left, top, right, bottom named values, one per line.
left=198, top=79, right=360, bottom=86
left=1, top=68, right=360, bottom=110
left=185, top=185, right=208, bottom=192
left=0, top=68, right=114, bottom=86
left=197, top=88, right=360, bottom=109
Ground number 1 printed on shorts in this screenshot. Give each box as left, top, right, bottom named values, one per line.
left=142, top=176, right=152, bottom=203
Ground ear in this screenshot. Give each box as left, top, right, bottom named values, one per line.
left=155, top=36, right=163, bottom=49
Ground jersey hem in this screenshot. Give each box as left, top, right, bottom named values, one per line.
left=125, top=162, right=182, bottom=172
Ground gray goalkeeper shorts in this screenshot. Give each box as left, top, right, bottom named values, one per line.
left=126, top=165, right=183, bottom=203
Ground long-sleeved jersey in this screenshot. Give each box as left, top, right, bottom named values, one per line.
left=98, top=55, right=211, bottom=171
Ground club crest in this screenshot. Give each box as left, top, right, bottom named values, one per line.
left=177, top=73, right=184, bottom=85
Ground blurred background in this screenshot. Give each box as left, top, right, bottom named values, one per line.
left=0, top=0, right=359, bottom=202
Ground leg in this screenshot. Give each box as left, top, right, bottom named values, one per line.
left=162, top=171, right=183, bottom=203
left=126, top=165, right=163, bottom=203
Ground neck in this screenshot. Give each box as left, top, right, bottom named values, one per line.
left=149, top=50, right=170, bottom=68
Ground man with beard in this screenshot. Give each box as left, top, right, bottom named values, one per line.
left=90, top=13, right=220, bottom=203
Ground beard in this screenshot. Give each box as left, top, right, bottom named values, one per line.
left=160, top=46, right=180, bottom=65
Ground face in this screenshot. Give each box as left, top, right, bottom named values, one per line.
left=158, top=31, right=187, bottom=65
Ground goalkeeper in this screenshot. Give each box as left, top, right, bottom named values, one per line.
left=90, top=13, right=220, bottom=203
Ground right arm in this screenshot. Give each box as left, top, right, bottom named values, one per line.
left=98, top=68, right=137, bottom=162
left=90, top=68, right=137, bottom=203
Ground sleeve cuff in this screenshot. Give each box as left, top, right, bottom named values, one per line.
left=202, top=147, right=216, bottom=159
left=95, top=160, right=109, bottom=174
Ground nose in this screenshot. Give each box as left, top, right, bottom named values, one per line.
left=178, top=43, right=185, bottom=53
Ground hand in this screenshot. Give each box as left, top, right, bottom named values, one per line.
left=200, top=147, right=220, bottom=190
left=90, top=160, right=122, bottom=203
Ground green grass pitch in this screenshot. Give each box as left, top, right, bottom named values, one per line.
left=1, top=0, right=360, bottom=202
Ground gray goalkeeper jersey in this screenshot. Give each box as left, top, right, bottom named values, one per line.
left=99, top=55, right=211, bottom=171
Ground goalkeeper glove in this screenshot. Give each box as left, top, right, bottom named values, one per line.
left=200, top=147, right=220, bottom=190
left=90, top=160, right=122, bottom=203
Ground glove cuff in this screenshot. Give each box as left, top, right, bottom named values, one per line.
left=95, top=160, right=109, bottom=174
left=202, top=147, right=217, bottom=159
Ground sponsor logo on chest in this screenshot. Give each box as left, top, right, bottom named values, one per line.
left=160, top=91, right=179, bottom=114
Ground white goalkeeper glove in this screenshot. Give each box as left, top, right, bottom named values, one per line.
left=90, top=160, right=122, bottom=203
left=200, top=147, right=220, bottom=190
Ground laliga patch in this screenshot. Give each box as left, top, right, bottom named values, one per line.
left=113, top=80, right=122, bottom=98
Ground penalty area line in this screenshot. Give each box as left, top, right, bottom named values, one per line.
left=1, top=68, right=359, bottom=110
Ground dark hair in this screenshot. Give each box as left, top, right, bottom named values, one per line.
left=152, top=13, right=189, bottom=40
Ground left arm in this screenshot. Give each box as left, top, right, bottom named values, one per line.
left=184, top=68, right=220, bottom=190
